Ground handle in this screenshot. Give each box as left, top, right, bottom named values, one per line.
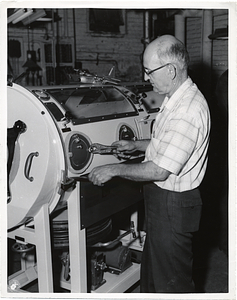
left=7, top=120, right=27, bottom=203
left=24, top=152, right=39, bottom=182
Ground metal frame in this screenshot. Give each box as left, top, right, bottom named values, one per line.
left=67, top=183, right=87, bottom=292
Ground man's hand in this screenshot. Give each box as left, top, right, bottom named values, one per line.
left=88, top=164, right=118, bottom=186
left=111, top=139, right=149, bottom=159
left=111, top=140, right=136, bottom=153
left=111, top=140, right=136, bottom=158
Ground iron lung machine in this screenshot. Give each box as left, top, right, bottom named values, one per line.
left=7, top=81, right=160, bottom=293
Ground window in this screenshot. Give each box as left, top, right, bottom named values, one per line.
left=46, top=87, right=137, bottom=124
left=89, top=9, right=124, bottom=34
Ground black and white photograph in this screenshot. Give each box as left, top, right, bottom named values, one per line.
left=0, top=1, right=236, bottom=299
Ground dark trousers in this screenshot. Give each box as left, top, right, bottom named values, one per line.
left=140, top=183, right=202, bottom=293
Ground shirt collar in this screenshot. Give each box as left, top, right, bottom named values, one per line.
left=159, top=77, right=193, bottom=112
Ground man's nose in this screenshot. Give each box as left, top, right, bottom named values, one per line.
left=144, top=73, right=150, bottom=81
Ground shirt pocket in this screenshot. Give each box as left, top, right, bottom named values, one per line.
left=169, top=194, right=202, bottom=233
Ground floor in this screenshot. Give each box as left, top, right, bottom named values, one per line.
left=192, top=233, right=229, bottom=294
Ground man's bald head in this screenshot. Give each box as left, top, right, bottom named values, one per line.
left=144, top=35, right=189, bottom=72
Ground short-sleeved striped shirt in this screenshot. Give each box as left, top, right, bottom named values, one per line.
left=144, top=77, right=211, bottom=192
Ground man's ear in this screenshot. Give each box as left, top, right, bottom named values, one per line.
left=167, top=64, right=176, bottom=80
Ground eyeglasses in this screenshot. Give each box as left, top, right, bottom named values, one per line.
left=143, top=63, right=172, bottom=76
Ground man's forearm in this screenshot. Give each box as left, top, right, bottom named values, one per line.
left=116, top=161, right=170, bottom=182
left=134, top=139, right=150, bottom=152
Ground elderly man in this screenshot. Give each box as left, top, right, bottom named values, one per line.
left=88, top=35, right=210, bottom=293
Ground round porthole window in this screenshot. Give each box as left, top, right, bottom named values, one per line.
left=118, top=124, right=136, bottom=141
left=67, top=132, right=93, bottom=174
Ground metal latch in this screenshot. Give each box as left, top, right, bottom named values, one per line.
left=61, top=178, right=76, bottom=192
